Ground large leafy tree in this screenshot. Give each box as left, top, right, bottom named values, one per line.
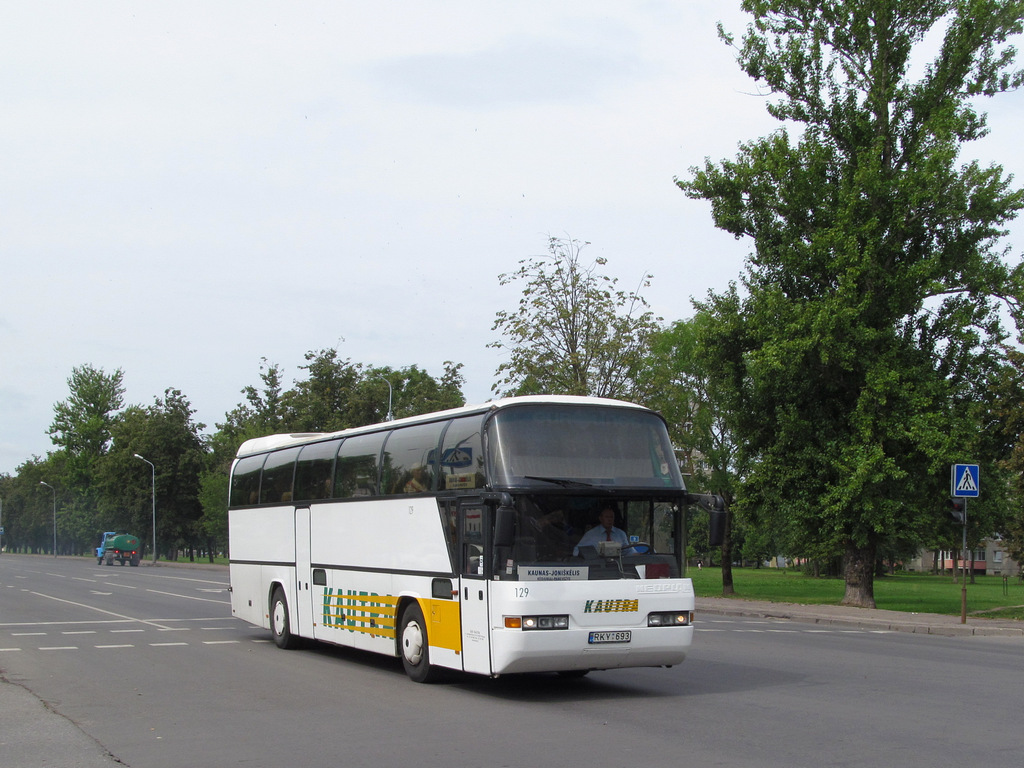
left=645, top=314, right=743, bottom=591
left=283, top=350, right=465, bottom=430
left=219, top=358, right=288, bottom=442
left=48, top=364, right=125, bottom=484
left=361, top=363, right=465, bottom=420
left=490, top=236, right=660, bottom=399
left=1, top=455, right=67, bottom=554
left=990, top=347, right=1024, bottom=565
left=285, top=348, right=363, bottom=432
left=101, top=389, right=208, bottom=560
left=679, top=1, right=1023, bottom=606
left=46, top=364, right=126, bottom=553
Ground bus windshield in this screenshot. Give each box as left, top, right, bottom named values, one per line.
left=486, top=404, right=684, bottom=490
left=488, top=494, right=683, bottom=581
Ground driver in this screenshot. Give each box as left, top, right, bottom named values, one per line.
left=573, top=505, right=629, bottom=555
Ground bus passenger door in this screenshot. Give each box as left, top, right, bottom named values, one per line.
left=294, top=506, right=314, bottom=638
left=458, top=499, right=491, bottom=675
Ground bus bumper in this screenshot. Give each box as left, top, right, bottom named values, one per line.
left=489, top=624, right=693, bottom=675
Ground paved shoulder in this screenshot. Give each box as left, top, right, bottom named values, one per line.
left=0, top=676, right=123, bottom=768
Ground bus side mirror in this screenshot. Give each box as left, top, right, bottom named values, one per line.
left=709, top=510, right=727, bottom=548
left=686, top=493, right=727, bottom=548
left=494, top=494, right=515, bottom=548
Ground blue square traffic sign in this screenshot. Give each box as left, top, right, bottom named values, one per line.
left=951, top=464, right=979, bottom=498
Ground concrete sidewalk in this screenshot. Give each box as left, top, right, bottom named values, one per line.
left=0, top=675, right=122, bottom=767
left=697, top=596, right=1024, bottom=637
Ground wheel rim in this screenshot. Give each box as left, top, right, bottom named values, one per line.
left=402, top=618, right=424, bottom=666
left=273, top=600, right=287, bottom=636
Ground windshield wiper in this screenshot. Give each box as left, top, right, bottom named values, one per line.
left=523, top=475, right=594, bottom=488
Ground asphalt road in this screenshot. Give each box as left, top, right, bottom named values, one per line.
left=2, top=555, right=1021, bottom=768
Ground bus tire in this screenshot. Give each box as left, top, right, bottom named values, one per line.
left=270, top=587, right=299, bottom=650
left=400, top=603, right=439, bottom=683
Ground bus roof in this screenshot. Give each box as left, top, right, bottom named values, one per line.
left=234, top=395, right=652, bottom=458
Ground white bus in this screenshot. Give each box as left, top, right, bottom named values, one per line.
left=228, top=395, right=722, bottom=682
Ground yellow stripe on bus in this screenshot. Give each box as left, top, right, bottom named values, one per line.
left=321, top=589, right=399, bottom=638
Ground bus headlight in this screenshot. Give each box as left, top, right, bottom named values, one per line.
left=647, top=611, right=692, bottom=627
left=507, top=615, right=569, bottom=630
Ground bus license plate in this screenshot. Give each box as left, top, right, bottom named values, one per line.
left=588, top=631, right=631, bottom=644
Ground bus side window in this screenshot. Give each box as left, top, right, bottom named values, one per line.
left=335, top=433, right=386, bottom=498
left=294, top=439, right=342, bottom=501
left=382, top=421, right=446, bottom=495
left=260, top=447, right=301, bottom=504
left=461, top=505, right=484, bottom=575
left=439, top=416, right=485, bottom=490
left=439, top=499, right=458, bottom=571
left=230, top=454, right=266, bottom=507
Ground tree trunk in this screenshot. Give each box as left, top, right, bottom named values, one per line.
left=841, top=541, right=876, bottom=608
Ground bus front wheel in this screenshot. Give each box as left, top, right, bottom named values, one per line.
left=400, top=603, right=439, bottom=683
left=270, top=587, right=300, bottom=650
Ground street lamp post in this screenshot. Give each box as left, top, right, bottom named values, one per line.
left=134, top=454, right=157, bottom=564
left=39, top=481, right=56, bottom=557
left=375, top=375, right=394, bottom=421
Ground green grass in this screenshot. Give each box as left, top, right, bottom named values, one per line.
left=690, top=567, right=1024, bottom=620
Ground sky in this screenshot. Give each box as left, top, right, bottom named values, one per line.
left=1, top=2, right=1021, bottom=476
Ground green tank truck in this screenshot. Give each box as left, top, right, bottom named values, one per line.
left=96, top=531, right=141, bottom=566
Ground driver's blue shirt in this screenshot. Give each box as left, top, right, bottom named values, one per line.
left=574, top=525, right=629, bottom=556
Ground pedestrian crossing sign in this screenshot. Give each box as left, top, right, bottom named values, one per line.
left=951, top=464, right=980, bottom=498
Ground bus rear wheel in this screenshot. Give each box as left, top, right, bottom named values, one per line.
left=271, top=587, right=300, bottom=650
left=400, top=603, right=440, bottom=683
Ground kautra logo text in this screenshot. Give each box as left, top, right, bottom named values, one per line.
left=584, top=599, right=639, bottom=613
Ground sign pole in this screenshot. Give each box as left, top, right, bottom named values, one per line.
left=951, top=463, right=978, bottom=625
left=960, top=498, right=967, bottom=625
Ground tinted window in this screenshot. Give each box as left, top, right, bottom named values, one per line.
left=294, top=439, right=342, bottom=501
left=487, top=405, right=683, bottom=489
left=230, top=454, right=266, bottom=507
left=334, top=432, right=386, bottom=498
left=439, top=415, right=485, bottom=491
left=260, top=447, right=301, bottom=504
left=381, top=421, right=446, bottom=495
